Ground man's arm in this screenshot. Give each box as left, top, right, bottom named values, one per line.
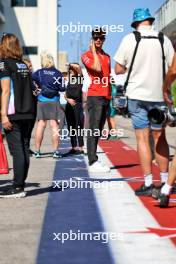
left=114, top=63, right=126, bottom=75
left=92, top=54, right=101, bottom=72
left=91, top=54, right=101, bottom=72
left=163, top=53, right=176, bottom=104
left=89, top=41, right=101, bottom=72
left=82, top=42, right=102, bottom=72
left=1, top=79, right=12, bottom=130
left=114, top=36, right=128, bottom=75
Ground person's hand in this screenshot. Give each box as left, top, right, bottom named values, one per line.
left=89, top=40, right=96, bottom=54
left=33, top=88, right=41, bottom=96
left=163, top=88, right=173, bottom=105
left=67, top=98, right=76, bottom=106
left=1, top=115, right=12, bottom=130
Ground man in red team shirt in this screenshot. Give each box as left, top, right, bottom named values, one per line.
left=81, top=28, right=111, bottom=172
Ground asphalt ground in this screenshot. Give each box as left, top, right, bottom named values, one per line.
left=0, top=117, right=176, bottom=264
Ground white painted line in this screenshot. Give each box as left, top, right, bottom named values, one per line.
left=122, top=146, right=133, bottom=151
left=88, top=145, right=176, bottom=264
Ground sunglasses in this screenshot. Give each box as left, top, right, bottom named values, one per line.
left=93, top=36, right=105, bottom=41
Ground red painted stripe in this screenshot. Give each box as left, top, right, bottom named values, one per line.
left=99, top=139, right=176, bottom=245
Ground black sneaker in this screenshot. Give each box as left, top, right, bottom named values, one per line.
left=159, top=194, right=170, bottom=208
left=66, top=149, right=78, bottom=156
left=152, top=183, right=165, bottom=200
left=53, top=151, right=62, bottom=159
left=33, top=151, right=41, bottom=158
left=75, top=150, right=84, bottom=155
left=29, top=149, right=35, bottom=156
left=0, top=186, right=26, bottom=198
left=135, top=184, right=154, bottom=196
left=172, top=183, right=176, bottom=194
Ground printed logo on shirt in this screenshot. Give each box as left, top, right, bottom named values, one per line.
left=43, top=70, right=55, bottom=76
left=16, top=63, right=27, bottom=69
left=82, top=55, right=90, bottom=64
left=0, top=62, right=5, bottom=71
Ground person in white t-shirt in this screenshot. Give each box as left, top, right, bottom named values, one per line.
left=114, top=8, right=174, bottom=196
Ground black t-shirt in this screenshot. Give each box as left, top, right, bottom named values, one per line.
left=66, top=75, right=83, bottom=103
left=0, top=58, right=35, bottom=121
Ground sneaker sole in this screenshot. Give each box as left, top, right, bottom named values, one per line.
left=159, top=201, right=169, bottom=208
left=89, top=169, right=111, bottom=173
left=0, top=192, right=26, bottom=198
left=135, top=192, right=152, bottom=197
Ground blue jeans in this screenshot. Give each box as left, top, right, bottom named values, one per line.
left=128, top=99, right=166, bottom=130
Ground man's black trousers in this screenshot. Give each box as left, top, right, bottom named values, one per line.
left=87, top=96, right=109, bottom=165
left=65, top=102, right=84, bottom=148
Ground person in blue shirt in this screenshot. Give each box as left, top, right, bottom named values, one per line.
left=32, top=52, right=65, bottom=158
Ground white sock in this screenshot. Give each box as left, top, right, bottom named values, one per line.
left=161, top=183, right=172, bottom=195
left=144, top=174, right=153, bottom=187
left=160, top=172, right=168, bottom=183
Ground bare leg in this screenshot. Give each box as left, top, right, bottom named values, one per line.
left=135, top=128, right=152, bottom=175
left=167, top=154, right=176, bottom=186
left=152, top=129, right=169, bottom=173
left=107, top=117, right=117, bottom=135
left=160, top=152, right=176, bottom=205
left=35, top=120, right=47, bottom=151
left=50, top=120, right=59, bottom=151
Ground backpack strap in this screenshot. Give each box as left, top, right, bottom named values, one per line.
left=124, top=31, right=165, bottom=91
left=142, top=33, right=165, bottom=80
left=124, top=31, right=141, bottom=91
left=158, top=32, right=166, bottom=80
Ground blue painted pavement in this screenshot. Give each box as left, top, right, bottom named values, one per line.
left=36, top=142, right=115, bottom=264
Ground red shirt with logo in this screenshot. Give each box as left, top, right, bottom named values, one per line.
left=81, top=50, right=111, bottom=99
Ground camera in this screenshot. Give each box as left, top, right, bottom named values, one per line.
left=112, top=85, right=128, bottom=116
left=148, top=105, right=176, bottom=127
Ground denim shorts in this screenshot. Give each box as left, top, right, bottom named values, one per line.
left=128, top=99, right=166, bottom=130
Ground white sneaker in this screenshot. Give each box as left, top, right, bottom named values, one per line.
left=89, top=161, right=110, bottom=173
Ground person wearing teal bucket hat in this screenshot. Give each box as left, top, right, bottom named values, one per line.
left=114, top=8, right=175, bottom=197
left=131, top=8, right=155, bottom=28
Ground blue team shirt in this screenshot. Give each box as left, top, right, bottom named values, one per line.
left=32, top=67, right=65, bottom=102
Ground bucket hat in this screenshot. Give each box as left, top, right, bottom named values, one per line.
left=131, top=8, right=155, bottom=28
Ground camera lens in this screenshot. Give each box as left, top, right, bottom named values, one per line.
left=148, top=108, right=165, bottom=124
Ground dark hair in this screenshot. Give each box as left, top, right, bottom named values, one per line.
left=0, top=33, right=23, bottom=60
left=133, top=19, right=153, bottom=29
left=68, top=62, right=80, bottom=72
left=68, top=63, right=80, bottom=77
left=69, top=62, right=79, bottom=66
left=92, top=27, right=106, bottom=37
